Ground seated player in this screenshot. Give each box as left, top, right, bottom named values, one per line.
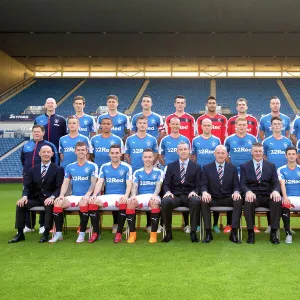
left=277, top=147, right=300, bottom=244
left=49, top=142, right=98, bottom=243
left=90, top=144, right=132, bottom=243
left=128, top=149, right=164, bottom=243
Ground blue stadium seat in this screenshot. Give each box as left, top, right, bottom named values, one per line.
left=0, top=138, right=24, bottom=157
left=281, top=78, right=300, bottom=109
left=0, top=148, right=23, bottom=178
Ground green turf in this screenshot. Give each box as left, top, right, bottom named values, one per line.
left=1, top=183, right=300, bottom=300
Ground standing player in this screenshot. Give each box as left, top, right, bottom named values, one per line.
left=72, top=95, right=96, bottom=138
left=97, top=95, right=130, bottom=140
left=159, top=117, right=190, bottom=167
left=165, top=95, right=195, bottom=144
left=131, top=95, right=165, bottom=142
left=49, top=142, right=98, bottom=243
left=91, top=145, right=132, bottom=243
left=227, top=98, right=258, bottom=137
left=127, top=149, right=164, bottom=243
left=291, top=116, right=300, bottom=146
left=278, top=147, right=300, bottom=244
left=197, top=96, right=227, bottom=144
left=34, top=98, right=67, bottom=151
left=192, top=119, right=220, bottom=167
left=259, top=96, right=291, bottom=140
left=263, top=117, right=292, bottom=169
left=59, top=117, right=92, bottom=170
left=298, top=140, right=300, bottom=164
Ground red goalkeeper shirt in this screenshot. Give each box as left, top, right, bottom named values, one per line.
left=165, top=113, right=195, bottom=144
left=227, top=114, right=258, bottom=137
left=196, top=114, right=227, bottom=144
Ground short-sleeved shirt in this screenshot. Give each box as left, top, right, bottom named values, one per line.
left=227, top=114, right=258, bottom=137
left=64, top=161, right=98, bottom=196
left=277, top=164, right=300, bottom=197
left=73, top=114, right=96, bottom=137
left=291, top=116, right=300, bottom=141
left=99, top=162, right=132, bottom=195
left=259, top=113, right=291, bottom=138
left=133, top=167, right=164, bottom=195
left=159, top=135, right=190, bottom=166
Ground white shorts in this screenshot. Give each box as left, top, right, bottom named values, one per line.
left=96, top=194, right=123, bottom=207
left=136, top=194, right=161, bottom=207
left=65, top=196, right=82, bottom=206
left=290, top=197, right=300, bottom=208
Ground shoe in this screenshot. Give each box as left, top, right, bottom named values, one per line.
left=285, top=234, right=292, bottom=244
left=265, top=225, right=271, bottom=233
left=184, top=226, right=191, bottom=234
left=229, top=233, right=241, bottom=244
left=39, top=226, right=45, bottom=234
left=196, top=225, right=200, bottom=233
left=270, top=232, right=280, bottom=244
left=161, top=233, right=172, bottom=243
left=88, top=232, right=100, bottom=243
left=76, top=232, right=85, bottom=243
left=157, top=225, right=163, bottom=233
left=223, top=225, right=232, bottom=233
left=39, top=235, right=50, bottom=243
left=247, top=232, right=255, bottom=244
left=127, top=232, right=137, bottom=243
left=8, top=233, right=25, bottom=244
left=146, top=226, right=151, bottom=233
left=49, top=232, right=63, bottom=243
left=190, top=232, right=199, bottom=243
left=202, top=232, right=213, bottom=243
left=254, top=226, right=260, bottom=233
left=23, top=226, right=34, bottom=233
left=212, top=225, right=220, bottom=234
left=149, top=232, right=157, bottom=243
left=114, top=232, right=122, bottom=243
left=112, top=224, right=118, bottom=234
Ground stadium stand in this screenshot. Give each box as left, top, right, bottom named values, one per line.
left=281, top=78, right=300, bottom=109
left=0, top=78, right=81, bottom=114
left=0, top=138, right=24, bottom=157
left=216, top=79, right=294, bottom=118
left=132, top=78, right=211, bottom=115
left=0, top=148, right=23, bottom=178
left=57, top=78, right=144, bottom=115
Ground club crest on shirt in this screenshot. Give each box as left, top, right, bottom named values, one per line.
left=151, top=173, right=157, bottom=180
left=110, top=140, right=116, bottom=145
left=247, top=139, right=253, bottom=145
left=119, top=169, right=125, bottom=176
left=54, top=119, right=59, bottom=124
left=146, top=140, right=152, bottom=147
left=297, top=171, right=300, bottom=177
left=84, top=167, right=90, bottom=173
left=283, top=142, right=288, bottom=148
left=84, top=119, right=89, bottom=125
left=151, top=118, right=156, bottom=124
left=211, top=141, right=216, bottom=147
left=117, top=117, right=122, bottom=124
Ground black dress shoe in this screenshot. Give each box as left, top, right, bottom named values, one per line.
left=270, top=232, right=280, bottom=244
left=246, top=233, right=255, bottom=244
left=229, top=233, right=241, bottom=244
left=161, top=233, right=172, bottom=243
left=39, top=235, right=50, bottom=243
left=190, top=232, right=199, bottom=243
left=202, top=232, right=213, bottom=243
left=8, top=233, right=25, bottom=244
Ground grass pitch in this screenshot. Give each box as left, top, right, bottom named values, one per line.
left=1, top=183, right=300, bottom=300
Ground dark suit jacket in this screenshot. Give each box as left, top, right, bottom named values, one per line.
left=163, top=160, right=201, bottom=196
left=22, top=163, right=64, bottom=199
left=201, top=161, right=240, bottom=197
left=240, top=159, right=280, bottom=195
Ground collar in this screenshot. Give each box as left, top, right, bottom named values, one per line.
left=215, top=161, right=225, bottom=168
left=179, top=158, right=189, bottom=165
left=252, top=159, right=263, bottom=166
left=42, top=161, right=51, bottom=168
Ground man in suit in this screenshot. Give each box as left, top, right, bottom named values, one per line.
left=8, top=145, right=64, bottom=243
left=240, top=142, right=282, bottom=244
left=201, top=145, right=242, bottom=244
left=161, top=141, right=201, bottom=243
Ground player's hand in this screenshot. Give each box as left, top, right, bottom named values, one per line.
left=270, top=191, right=281, bottom=202
left=245, top=191, right=256, bottom=202
left=282, top=197, right=291, bottom=206
left=128, top=196, right=137, bottom=203
left=82, top=195, right=90, bottom=202
left=232, top=192, right=241, bottom=201
left=17, top=197, right=28, bottom=207
left=119, top=195, right=127, bottom=204
left=54, top=196, right=64, bottom=205
left=151, top=195, right=160, bottom=203
left=44, top=197, right=54, bottom=206
left=90, top=197, right=102, bottom=206
left=188, top=191, right=198, bottom=198
left=201, top=192, right=211, bottom=203
left=163, top=192, right=174, bottom=198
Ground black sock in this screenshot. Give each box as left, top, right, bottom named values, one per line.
left=18, top=229, right=24, bottom=235
left=227, top=211, right=232, bottom=226
left=151, top=212, right=160, bottom=232
left=231, top=228, right=237, bottom=235
left=44, top=229, right=50, bottom=236
left=117, top=209, right=127, bottom=234
left=89, top=210, right=100, bottom=235
left=213, top=212, right=219, bottom=227
left=146, top=212, right=151, bottom=227
left=183, top=212, right=189, bottom=227
left=53, top=210, right=64, bottom=232
left=282, top=207, right=291, bottom=235
left=248, top=229, right=254, bottom=234
left=271, top=229, right=277, bottom=235
left=112, top=211, right=118, bottom=224
left=206, top=229, right=212, bottom=235
left=79, top=211, right=89, bottom=233
left=126, top=209, right=136, bottom=232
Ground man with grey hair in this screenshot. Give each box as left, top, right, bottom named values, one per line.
left=161, top=142, right=201, bottom=243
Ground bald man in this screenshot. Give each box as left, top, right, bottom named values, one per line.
left=201, top=145, right=242, bottom=244
left=8, top=146, right=64, bottom=243
left=34, top=98, right=67, bottom=151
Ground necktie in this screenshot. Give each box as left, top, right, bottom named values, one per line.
left=41, top=165, right=47, bottom=178
left=180, top=163, right=186, bottom=184
left=256, top=163, right=261, bottom=182
left=218, top=165, right=223, bottom=185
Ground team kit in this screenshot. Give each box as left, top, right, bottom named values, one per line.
left=8, top=94, right=300, bottom=245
